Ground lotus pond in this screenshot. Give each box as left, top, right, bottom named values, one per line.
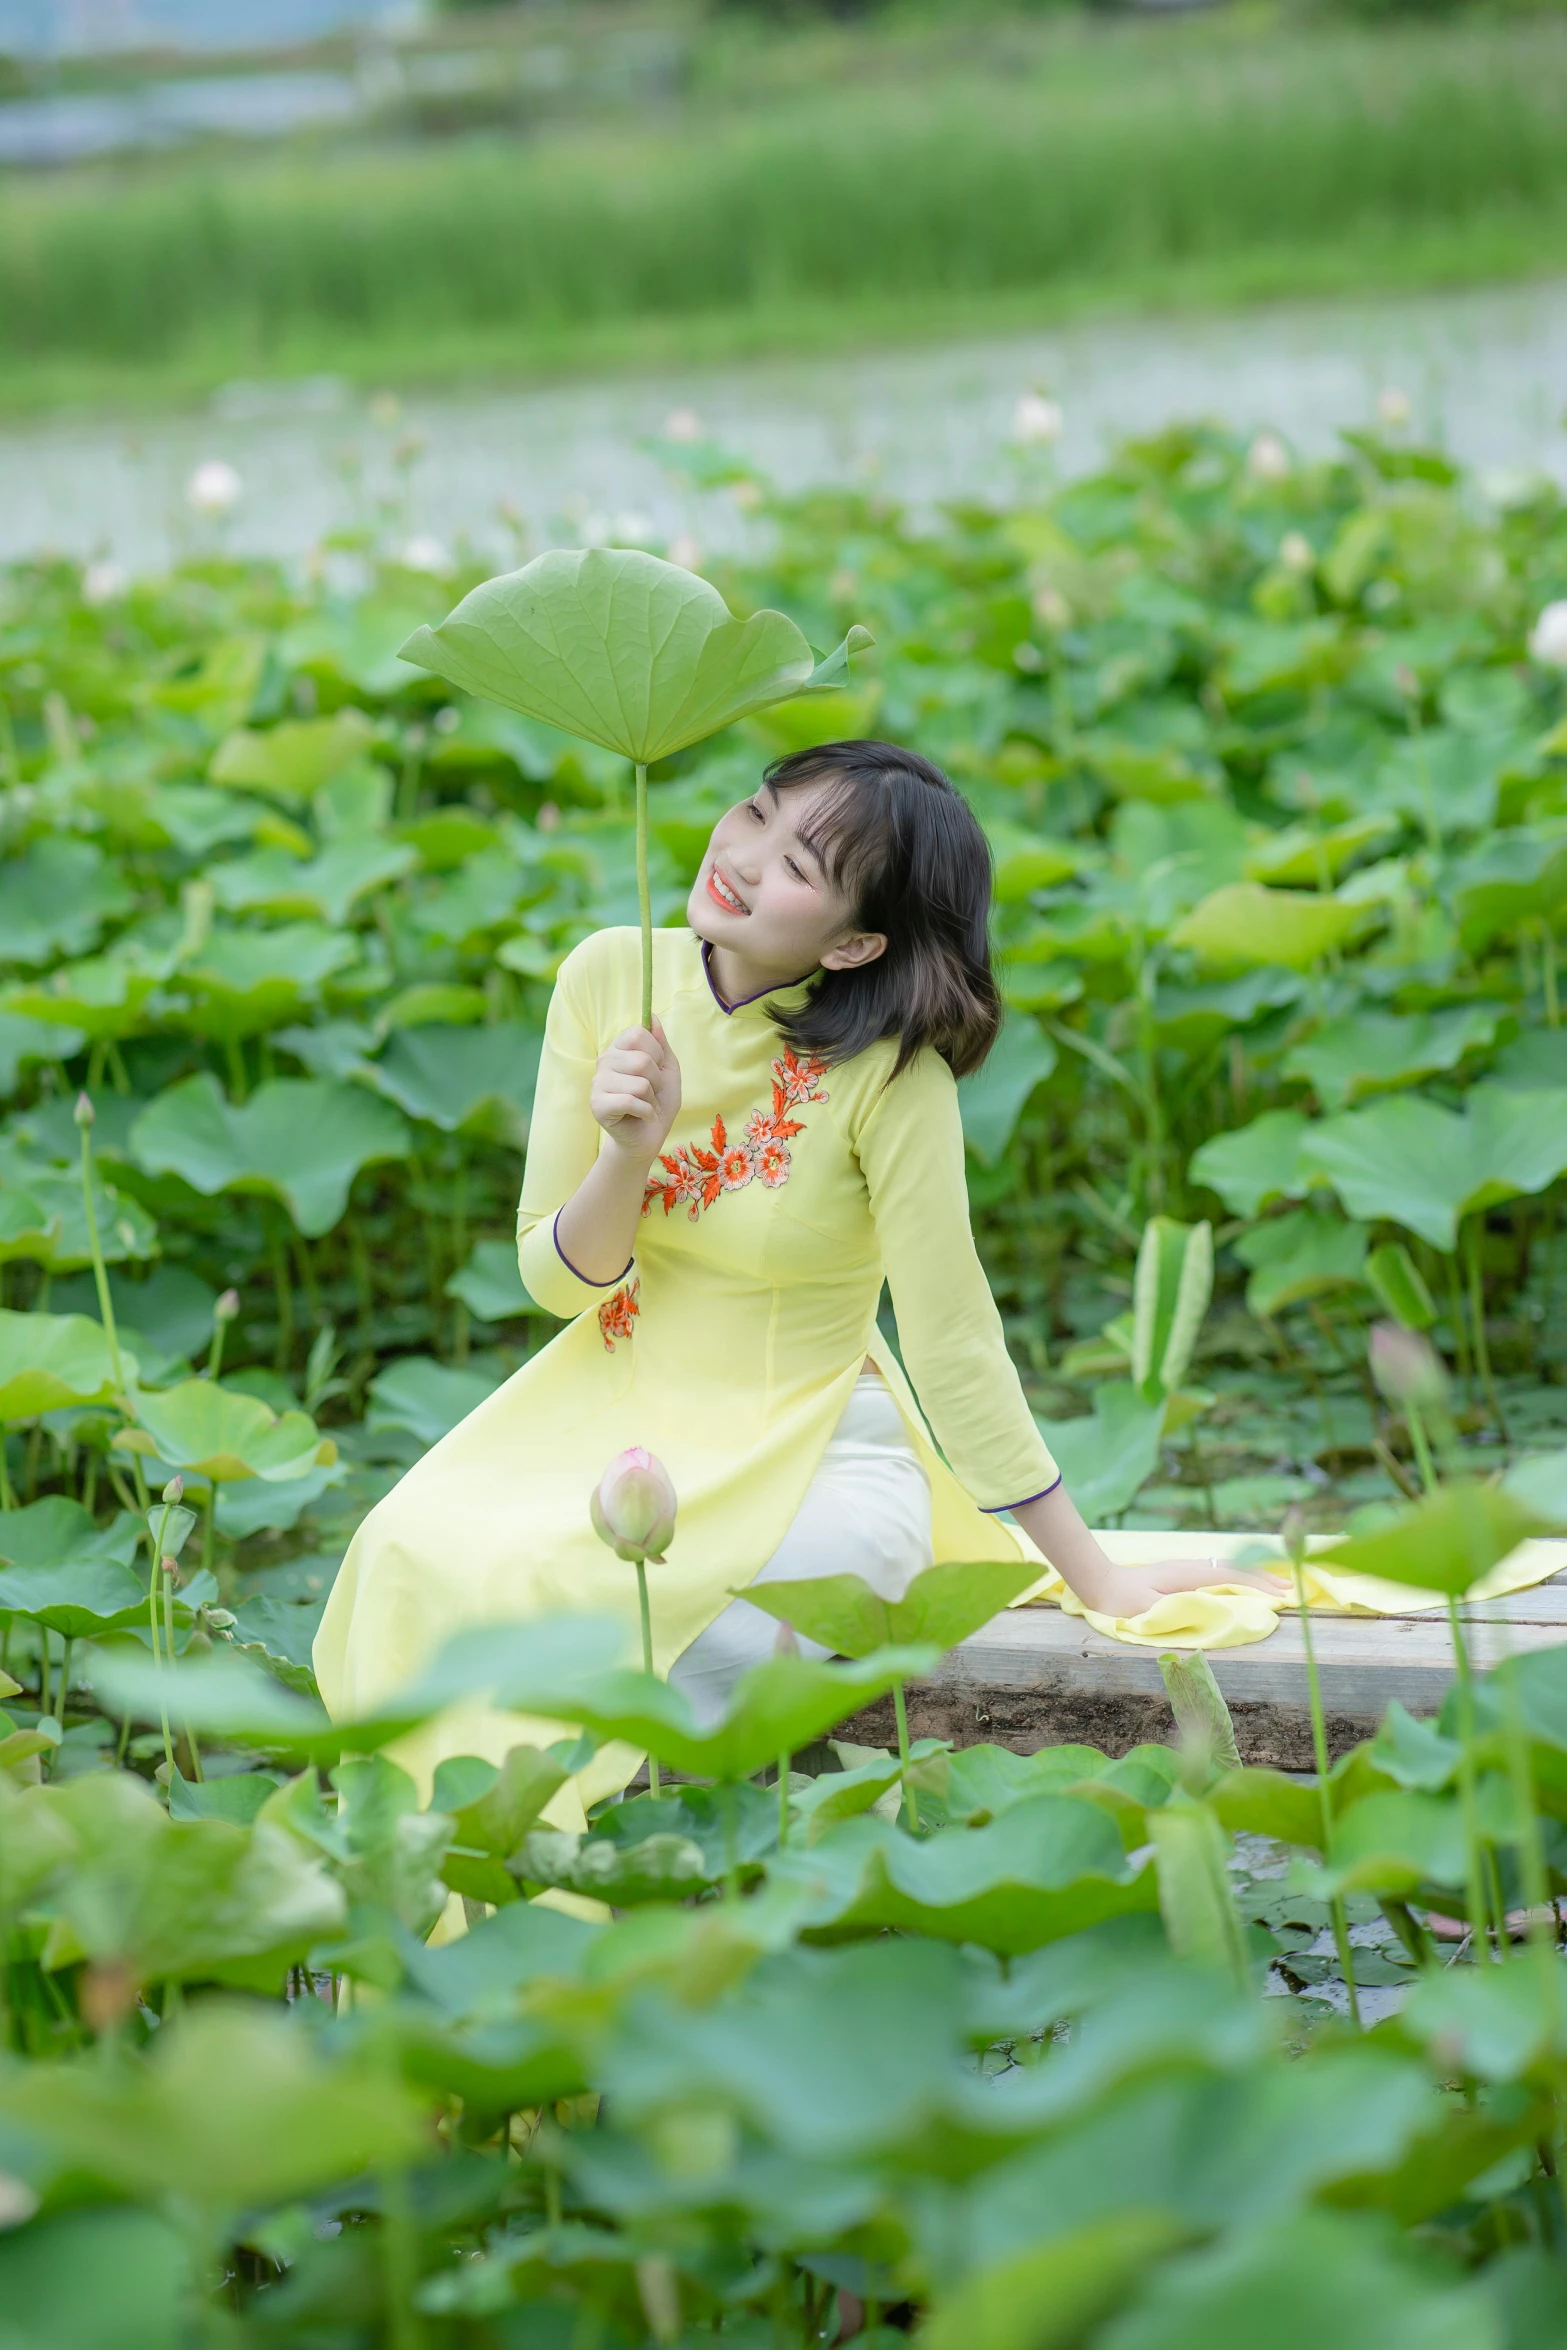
left=5, top=416, right=1567, bottom=2343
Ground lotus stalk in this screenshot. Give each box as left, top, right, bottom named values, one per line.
left=590, top=1446, right=677, bottom=1799
left=206, top=1289, right=239, bottom=1383
left=75, top=1091, right=146, bottom=1511
left=772, top=1617, right=799, bottom=1847
left=1283, top=1508, right=1360, bottom=2025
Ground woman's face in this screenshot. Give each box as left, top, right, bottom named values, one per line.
left=687, top=776, right=886, bottom=982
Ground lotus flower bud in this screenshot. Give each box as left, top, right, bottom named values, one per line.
left=214, top=1289, right=240, bottom=1324
left=186, top=458, right=242, bottom=516
left=771, top=1618, right=800, bottom=1658
left=1368, top=1321, right=1449, bottom=1410
left=73, top=1091, right=94, bottom=1128
left=1281, top=1504, right=1307, bottom=1567
left=1377, top=385, right=1411, bottom=429
left=162, top=1474, right=184, bottom=1504
left=590, top=1447, right=676, bottom=1564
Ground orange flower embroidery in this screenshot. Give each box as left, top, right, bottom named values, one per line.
left=597, top=1277, right=640, bottom=1351
left=643, top=1049, right=829, bottom=1223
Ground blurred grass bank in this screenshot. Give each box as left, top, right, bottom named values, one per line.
left=3, top=14, right=1567, bottom=410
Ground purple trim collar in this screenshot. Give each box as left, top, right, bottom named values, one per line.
left=701, top=940, right=814, bottom=1016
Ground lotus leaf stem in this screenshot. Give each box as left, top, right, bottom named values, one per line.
left=77, top=1106, right=148, bottom=1508
left=379, top=2164, right=425, bottom=2350
left=893, top=1678, right=919, bottom=1831
left=1463, top=1220, right=1508, bottom=1441
left=1291, top=1559, right=1360, bottom=2025
left=636, top=761, right=653, bottom=1032
left=1446, top=1596, right=1499, bottom=1962
left=634, top=1559, right=660, bottom=1799
left=777, top=1751, right=790, bottom=1848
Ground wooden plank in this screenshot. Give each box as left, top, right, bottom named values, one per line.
left=839, top=1535, right=1567, bottom=1769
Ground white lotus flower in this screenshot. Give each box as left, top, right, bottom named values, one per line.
left=611, top=511, right=657, bottom=547
left=1529, top=600, right=1567, bottom=669
left=399, top=534, right=454, bottom=575
left=82, top=560, right=126, bottom=605
left=1011, top=391, right=1063, bottom=445
left=186, top=459, right=242, bottom=516
left=1377, top=386, right=1411, bottom=429
left=1247, top=432, right=1290, bottom=483
left=667, top=534, right=703, bottom=571
left=1279, top=531, right=1314, bottom=573
left=664, top=407, right=702, bottom=442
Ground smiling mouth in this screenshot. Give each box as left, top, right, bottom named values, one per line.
left=706, top=867, right=750, bottom=916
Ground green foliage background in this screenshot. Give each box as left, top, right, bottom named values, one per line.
left=4, top=409, right=1567, bottom=2343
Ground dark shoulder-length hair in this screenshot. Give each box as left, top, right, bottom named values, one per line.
left=763, top=739, right=1001, bottom=1079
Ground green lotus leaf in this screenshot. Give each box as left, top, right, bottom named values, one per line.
left=179, top=921, right=361, bottom=1045
left=958, top=1015, right=1058, bottom=1166
left=1101, top=2208, right=1493, bottom=2350
left=745, top=1556, right=1039, bottom=1661
left=1315, top=1481, right=1547, bottom=1597
left=1, top=953, right=163, bottom=1045
left=366, top=1354, right=504, bottom=1448
left=1300, top=1084, right=1567, bottom=1252
left=399, top=547, right=869, bottom=765
left=131, top=1073, right=412, bottom=1236
left=209, top=709, right=376, bottom=801
left=1282, top=1004, right=1503, bottom=1111
left=1317, top=1789, right=1468, bottom=1899
left=521, top=1645, right=941, bottom=1783
left=444, top=1238, right=537, bottom=1323
left=0, top=1185, right=59, bottom=1266
left=0, top=1498, right=141, bottom=1573
left=1131, top=1215, right=1211, bottom=1400
left=0, top=837, right=132, bottom=969
left=985, top=822, right=1081, bottom=903
left=357, top=1019, right=543, bottom=1140
left=1170, top=882, right=1365, bottom=969
left=1234, top=1208, right=1369, bottom=1317
left=0, top=2206, right=190, bottom=2350
left=0, top=1011, right=86, bottom=1091
left=776, top=1796, right=1157, bottom=1955
left=1363, top=1239, right=1437, bottom=1330
left=0, top=1145, right=158, bottom=1274
left=209, top=836, right=415, bottom=926
left=0, top=1310, right=133, bottom=1422
left=1244, top=811, right=1400, bottom=886
left=123, top=1378, right=330, bottom=1484
left=1036, top=1382, right=1169, bottom=1524
left=95, top=1611, right=629, bottom=1768
left=1447, top=823, right=1567, bottom=953
left=225, top=1591, right=327, bottom=1694
left=0, top=2000, right=423, bottom=2212
left=0, top=1557, right=153, bottom=1639
left=1189, top=1109, right=1315, bottom=1218
left=513, top=1825, right=713, bottom=1905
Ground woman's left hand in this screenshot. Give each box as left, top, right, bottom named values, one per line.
left=1086, top=1553, right=1289, bottom=1620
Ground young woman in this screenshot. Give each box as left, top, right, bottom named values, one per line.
left=315, top=740, right=1274, bottom=1815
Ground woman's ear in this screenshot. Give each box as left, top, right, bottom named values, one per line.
left=820, top=929, right=888, bottom=972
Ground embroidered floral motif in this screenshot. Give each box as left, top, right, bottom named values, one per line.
left=597, top=1277, right=640, bottom=1351
left=643, top=1049, right=830, bottom=1223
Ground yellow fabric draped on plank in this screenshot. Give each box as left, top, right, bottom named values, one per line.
left=1014, top=1529, right=1567, bottom=1649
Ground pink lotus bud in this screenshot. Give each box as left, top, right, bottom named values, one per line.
left=590, top=1448, right=677, bottom=1565
left=771, top=1618, right=800, bottom=1658
left=1281, top=1504, right=1307, bottom=1566
left=1368, top=1321, right=1449, bottom=1410
left=73, top=1092, right=94, bottom=1128
left=214, top=1289, right=240, bottom=1323
left=162, top=1474, right=184, bottom=1504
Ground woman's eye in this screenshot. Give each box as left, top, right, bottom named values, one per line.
left=746, top=801, right=765, bottom=823
left=785, top=856, right=808, bottom=882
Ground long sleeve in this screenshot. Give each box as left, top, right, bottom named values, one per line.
left=515, top=939, right=635, bottom=1318
left=854, top=1049, right=1059, bottom=1512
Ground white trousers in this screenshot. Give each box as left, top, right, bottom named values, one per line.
left=667, top=1372, right=934, bottom=1727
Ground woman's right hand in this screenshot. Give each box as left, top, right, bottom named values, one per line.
left=591, top=1020, right=682, bottom=1160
